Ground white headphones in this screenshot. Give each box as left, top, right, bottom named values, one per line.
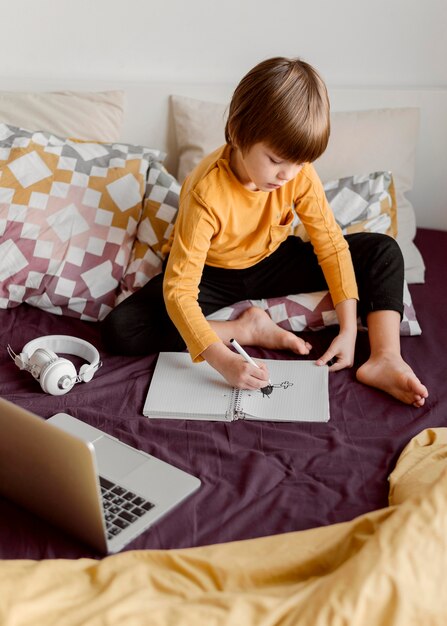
left=7, top=335, right=102, bottom=396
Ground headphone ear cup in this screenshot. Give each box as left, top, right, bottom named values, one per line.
left=79, top=363, right=94, bottom=383
left=28, top=348, right=59, bottom=379
left=39, top=358, right=77, bottom=396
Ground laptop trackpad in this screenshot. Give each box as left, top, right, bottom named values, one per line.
left=93, top=436, right=147, bottom=480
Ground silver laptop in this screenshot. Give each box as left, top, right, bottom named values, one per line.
left=0, top=397, right=201, bottom=553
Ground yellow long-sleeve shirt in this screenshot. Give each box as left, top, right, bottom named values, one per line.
left=163, top=145, right=358, bottom=361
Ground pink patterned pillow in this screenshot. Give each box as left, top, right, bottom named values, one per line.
left=206, top=282, right=421, bottom=336
left=118, top=161, right=179, bottom=302
left=0, top=124, right=164, bottom=320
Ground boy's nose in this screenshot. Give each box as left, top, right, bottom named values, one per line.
left=278, top=164, right=303, bottom=181
left=278, top=170, right=291, bottom=182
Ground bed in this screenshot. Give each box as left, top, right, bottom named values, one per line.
left=0, top=84, right=446, bottom=624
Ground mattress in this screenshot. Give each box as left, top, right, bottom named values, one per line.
left=0, top=227, right=446, bottom=559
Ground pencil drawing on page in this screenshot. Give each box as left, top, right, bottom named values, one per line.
left=258, top=380, right=294, bottom=398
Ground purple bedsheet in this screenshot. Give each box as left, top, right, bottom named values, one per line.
left=0, top=228, right=446, bottom=559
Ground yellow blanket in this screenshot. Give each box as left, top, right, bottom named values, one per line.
left=1, top=428, right=447, bottom=626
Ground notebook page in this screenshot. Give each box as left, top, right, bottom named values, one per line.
left=240, top=360, right=329, bottom=422
left=143, top=352, right=233, bottom=420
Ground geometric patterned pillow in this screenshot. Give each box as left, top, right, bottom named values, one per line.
left=206, top=280, right=422, bottom=336
left=119, top=169, right=398, bottom=303
left=0, top=123, right=164, bottom=321
left=121, top=170, right=398, bottom=299
left=116, top=164, right=421, bottom=337
left=118, top=161, right=180, bottom=301
left=293, top=171, right=398, bottom=240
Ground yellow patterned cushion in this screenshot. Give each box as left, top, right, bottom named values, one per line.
left=118, top=170, right=398, bottom=303
left=119, top=162, right=180, bottom=299
left=293, top=171, right=397, bottom=241
left=0, top=123, right=164, bottom=320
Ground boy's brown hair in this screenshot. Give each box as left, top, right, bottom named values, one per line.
left=225, top=57, right=330, bottom=163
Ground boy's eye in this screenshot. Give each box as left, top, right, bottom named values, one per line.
left=269, top=156, right=281, bottom=164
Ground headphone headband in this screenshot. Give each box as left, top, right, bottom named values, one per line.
left=22, top=336, right=100, bottom=374
left=8, top=335, right=102, bottom=394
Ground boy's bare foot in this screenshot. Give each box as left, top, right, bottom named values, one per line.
left=234, top=306, right=312, bottom=355
left=356, top=353, right=428, bottom=407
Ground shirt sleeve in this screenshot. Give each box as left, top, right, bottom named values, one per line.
left=163, top=189, right=222, bottom=361
left=295, top=165, right=359, bottom=305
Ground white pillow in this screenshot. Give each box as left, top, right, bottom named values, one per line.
left=0, top=90, right=124, bottom=142
left=172, top=95, right=228, bottom=182
left=170, top=94, right=425, bottom=283
left=314, top=107, right=424, bottom=284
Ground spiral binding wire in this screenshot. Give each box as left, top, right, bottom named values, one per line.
left=226, top=388, right=245, bottom=421
left=233, top=389, right=243, bottom=419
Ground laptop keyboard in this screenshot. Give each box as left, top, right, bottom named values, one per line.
left=99, top=476, right=155, bottom=540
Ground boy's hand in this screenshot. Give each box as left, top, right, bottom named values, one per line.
left=202, top=342, right=270, bottom=389
left=316, top=298, right=357, bottom=370
left=316, top=329, right=356, bottom=371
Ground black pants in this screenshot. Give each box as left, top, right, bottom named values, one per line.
left=101, top=233, right=404, bottom=355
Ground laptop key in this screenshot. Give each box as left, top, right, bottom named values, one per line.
left=120, top=510, right=138, bottom=523
left=99, top=477, right=115, bottom=490
left=111, top=496, right=126, bottom=507
left=132, top=506, right=147, bottom=517
left=123, top=491, right=138, bottom=501
left=132, top=496, right=146, bottom=507
left=114, top=517, right=131, bottom=530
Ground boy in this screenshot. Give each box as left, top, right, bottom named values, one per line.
left=103, top=57, right=427, bottom=407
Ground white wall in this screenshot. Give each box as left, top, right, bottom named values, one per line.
left=2, top=0, right=446, bottom=86
left=1, top=0, right=446, bottom=228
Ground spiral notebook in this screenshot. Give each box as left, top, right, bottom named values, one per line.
left=143, top=352, right=329, bottom=423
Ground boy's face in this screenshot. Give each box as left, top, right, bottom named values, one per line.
left=231, top=142, right=303, bottom=192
